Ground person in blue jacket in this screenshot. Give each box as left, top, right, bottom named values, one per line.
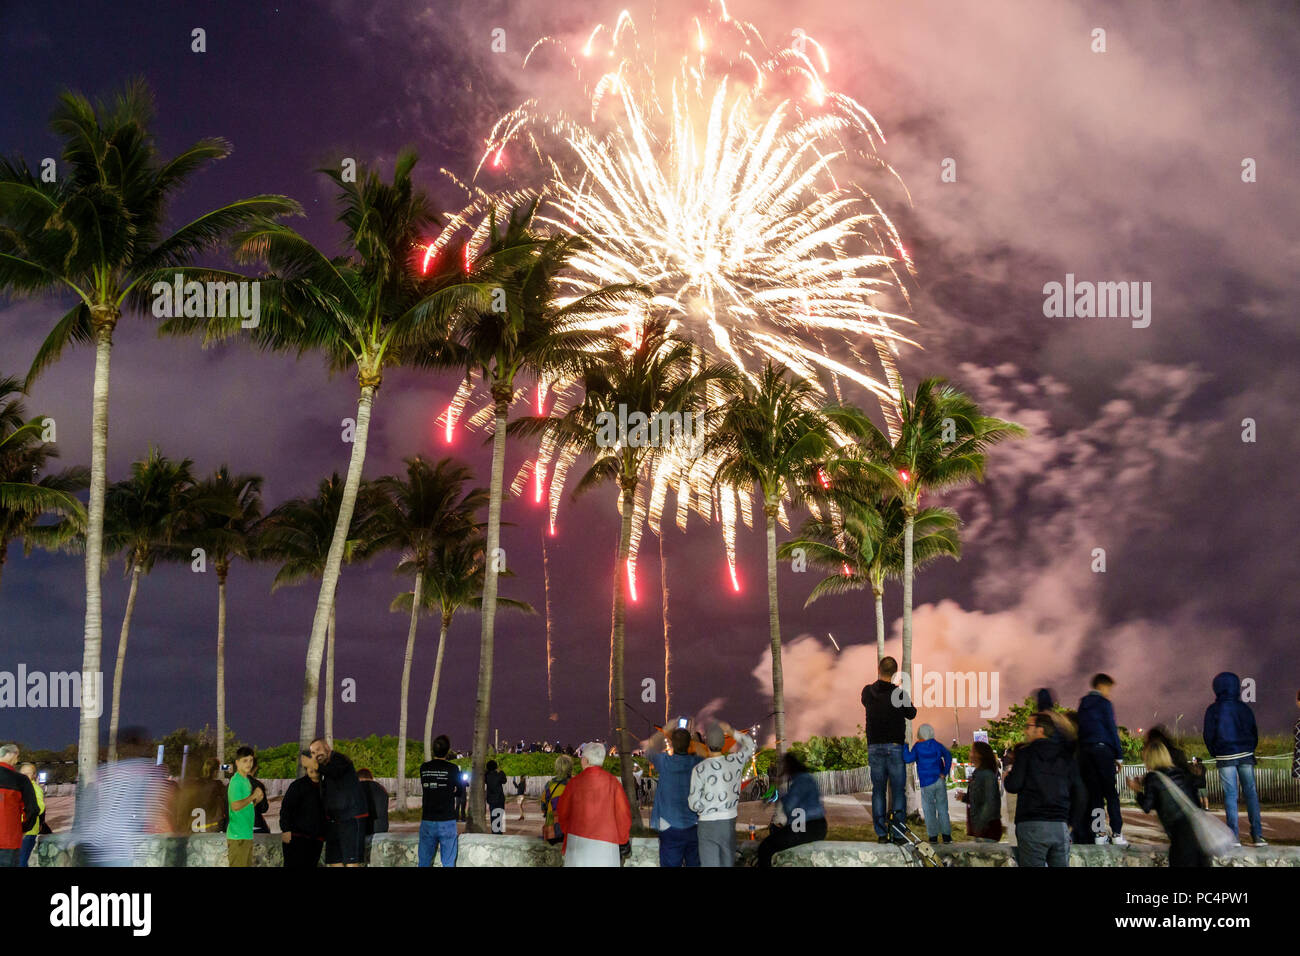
left=1203, top=672, right=1265, bottom=846
left=905, top=724, right=953, bottom=843
left=1076, top=673, right=1128, bottom=846
left=757, top=752, right=827, bottom=866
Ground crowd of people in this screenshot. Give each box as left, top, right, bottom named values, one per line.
left=1, top=665, right=1295, bottom=868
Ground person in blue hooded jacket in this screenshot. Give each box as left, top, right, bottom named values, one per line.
left=1203, top=672, right=1265, bottom=846
left=905, top=724, right=953, bottom=843
left=1076, top=673, right=1128, bottom=846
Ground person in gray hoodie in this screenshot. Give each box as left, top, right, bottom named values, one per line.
left=1203, top=672, right=1265, bottom=846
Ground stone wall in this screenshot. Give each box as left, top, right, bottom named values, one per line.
left=32, top=832, right=1300, bottom=867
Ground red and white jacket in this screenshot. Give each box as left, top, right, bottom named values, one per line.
left=0, top=762, right=38, bottom=850
left=556, top=766, right=631, bottom=848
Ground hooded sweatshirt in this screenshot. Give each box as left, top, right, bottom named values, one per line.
left=1003, top=732, right=1082, bottom=823
left=905, top=738, right=953, bottom=788
left=1203, top=672, right=1258, bottom=766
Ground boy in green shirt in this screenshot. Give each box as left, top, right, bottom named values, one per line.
left=227, top=746, right=263, bottom=867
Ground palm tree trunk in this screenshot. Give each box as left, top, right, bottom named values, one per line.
left=78, top=322, right=113, bottom=790
left=902, top=509, right=916, bottom=792
left=765, top=507, right=786, bottom=756
left=660, top=531, right=671, bottom=725
left=423, top=611, right=451, bottom=762
left=873, top=583, right=885, bottom=663
left=469, top=397, right=509, bottom=832
left=216, top=566, right=228, bottom=768
left=395, top=572, right=422, bottom=811
left=612, top=483, right=642, bottom=827
left=324, top=603, right=335, bottom=746
left=297, top=384, right=375, bottom=768
left=107, top=559, right=142, bottom=763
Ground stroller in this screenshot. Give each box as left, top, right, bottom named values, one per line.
left=890, top=821, right=953, bottom=868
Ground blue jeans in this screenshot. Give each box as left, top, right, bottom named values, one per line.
left=1016, top=820, right=1070, bottom=867
left=418, top=819, right=459, bottom=867
left=658, top=824, right=700, bottom=867
left=920, top=780, right=951, bottom=838
left=868, top=743, right=906, bottom=838
left=20, top=835, right=36, bottom=867
left=1218, top=761, right=1263, bottom=841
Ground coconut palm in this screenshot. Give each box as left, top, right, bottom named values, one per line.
left=702, top=362, right=834, bottom=757
left=516, top=318, right=734, bottom=819
left=164, top=150, right=499, bottom=763
left=390, top=534, right=534, bottom=762
left=370, top=457, right=487, bottom=809
left=102, top=449, right=197, bottom=761
left=830, top=379, right=1025, bottom=753
left=0, top=375, right=88, bottom=589
left=259, top=474, right=382, bottom=744
left=182, top=467, right=262, bottom=768
left=0, top=80, right=298, bottom=787
left=779, top=494, right=960, bottom=658
left=436, top=205, right=641, bottom=830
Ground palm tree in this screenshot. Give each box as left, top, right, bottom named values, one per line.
left=703, top=362, right=833, bottom=757
left=183, top=467, right=262, bottom=768
left=390, top=533, right=534, bottom=762
left=779, top=494, right=960, bottom=658
left=0, top=375, right=88, bottom=589
left=438, top=205, right=640, bottom=830
left=259, top=474, right=382, bottom=744
left=102, top=449, right=197, bottom=762
left=0, top=80, right=298, bottom=787
left=370, top=457, right=487, bottom=810
left=830, top=379, right=1024, bottom=753
left=517, top=318, right=734, bottom=818
left=165, top=150, right=495, bottom=763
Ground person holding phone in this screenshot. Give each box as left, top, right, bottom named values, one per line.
left=227, top=746, right=263, bottom=867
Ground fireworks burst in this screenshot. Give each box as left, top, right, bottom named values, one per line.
left=438, top=0, right=918, bottom=581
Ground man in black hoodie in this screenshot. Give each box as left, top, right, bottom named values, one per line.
left=861, top=656, right=917, bottom=843
left=1004, top=713, right=1082, bottom=867
left=309, top=738, right=369, bottom=867
left=280, top=751, right=326, bottom=868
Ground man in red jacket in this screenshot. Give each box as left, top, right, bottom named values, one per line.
left=556, top=741, right=631, bottom=867
left=0, top=743, right=38, bottom=868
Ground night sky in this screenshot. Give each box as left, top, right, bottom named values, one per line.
left=2, top=0, right=1297, bottom=753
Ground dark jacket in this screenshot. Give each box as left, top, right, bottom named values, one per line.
left=1004, top=733, right=1082, bottom=823
left=1076, top=691, right=1123, bottom=759
left=319, top=751, right=368, bottom=820
left=485, top=769, right=508, bottom=808
left=0, top=762, right=38, bottom=850
left=861, top=680, right=916, bottom=745
left=1136, top=767, right=1208, bottom=867
left=966, top=767, right=1001, bottom=837
left=1203, top=673, right=1257, bottom=765
left=362, top=780, right=389, bottom=834
left=280, top=775, right=326, bottom=839
left=250, top=776, right=271, bottom=833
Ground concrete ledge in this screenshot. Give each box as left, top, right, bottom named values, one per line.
left=31, top=833, right=1300, bottom=867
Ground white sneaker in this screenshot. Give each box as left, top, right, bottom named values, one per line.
left=1111, top=834, right=1130, bottom=847
left=1094, top=834, right=1110, bottom=845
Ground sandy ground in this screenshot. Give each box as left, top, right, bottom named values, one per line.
left=40, top=791, right=1300, bottom=844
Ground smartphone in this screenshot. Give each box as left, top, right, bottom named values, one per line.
left=676, top=717, right=688, bottom=729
